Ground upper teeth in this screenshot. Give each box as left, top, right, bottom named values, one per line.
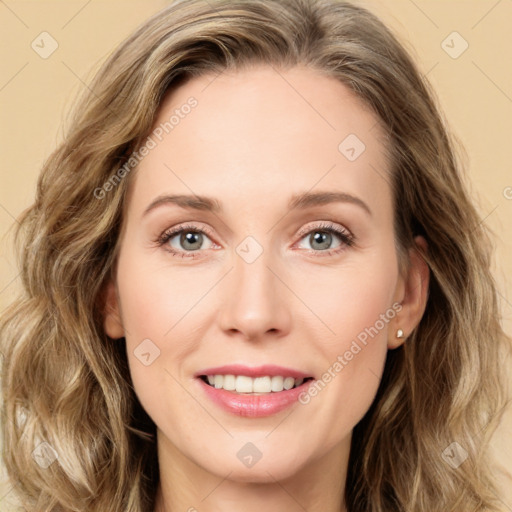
left=206, top=375, right=305, bottom=393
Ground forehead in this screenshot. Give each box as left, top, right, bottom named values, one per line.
left=125, top=64, right=392, bottom=220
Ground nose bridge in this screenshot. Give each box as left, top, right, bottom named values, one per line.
left=218, top=236, right=290, bottom=339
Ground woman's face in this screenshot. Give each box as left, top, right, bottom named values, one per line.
left=103, top=65, right=426, bottom=483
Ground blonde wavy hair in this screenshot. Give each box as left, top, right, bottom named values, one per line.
left=1, top=0, right=510, bottom=510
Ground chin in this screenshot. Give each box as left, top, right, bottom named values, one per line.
left=201, top=449, right=310, bottom=483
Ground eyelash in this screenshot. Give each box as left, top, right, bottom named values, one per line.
left=155, top=221, right=355, bottom=259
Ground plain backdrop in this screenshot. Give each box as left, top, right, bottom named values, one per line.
left=1, top=0, right=511, bottom=509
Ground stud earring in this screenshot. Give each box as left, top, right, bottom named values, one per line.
left=396, top=328, right=404, bottom=338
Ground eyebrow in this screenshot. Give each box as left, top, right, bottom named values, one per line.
left=142, top=191, right=372, bottom=217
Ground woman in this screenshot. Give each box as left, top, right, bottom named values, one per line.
left=1, top=0, right=509, bottom=511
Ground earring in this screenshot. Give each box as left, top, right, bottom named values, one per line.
left=396, top=328, right=404, bottom=338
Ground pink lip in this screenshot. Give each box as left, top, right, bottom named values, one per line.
left=194, top=364, right=313, bottom=379
left=196, top=377, right=315, bottom=417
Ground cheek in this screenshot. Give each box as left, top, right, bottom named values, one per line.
left=310, top=342, right=388, bottom=448
left=116, top=245, right=201, bottom=342
left=297, top=257, right=398, bottom=435
left=114, top=245, right=222, bottom=424
left=114, top=251, right=192, bottom=411
left=296, top=250, right=398, bottom=353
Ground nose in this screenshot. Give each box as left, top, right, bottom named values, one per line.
left=217, top=244, right=292, bottom=341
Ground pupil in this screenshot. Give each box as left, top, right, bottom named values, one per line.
left=182, top=231, right=202, bottom=250
left=312, top=231, right=331, bottom=250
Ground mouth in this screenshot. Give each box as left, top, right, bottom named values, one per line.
left=198, top=374, right=315, bottom=395
left=195, top=371, right=316, bottom=417
left=194, top=364, right=316, bottom=416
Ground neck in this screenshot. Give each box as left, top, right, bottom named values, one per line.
left=153, top=430, right=350, bottom=512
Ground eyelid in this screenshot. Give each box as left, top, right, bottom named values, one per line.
left=294, top=220, right=353, bottom=242
left=156, top=222, right=217, bottom=245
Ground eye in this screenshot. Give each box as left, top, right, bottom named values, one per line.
left=156, top=223, right=217, bottom=258
left=155, top=221, right=355, bottom=259
left=295, top=221, right=355, bottom=256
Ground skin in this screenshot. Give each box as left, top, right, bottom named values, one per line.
left=102, top=64, right=429, bottom=512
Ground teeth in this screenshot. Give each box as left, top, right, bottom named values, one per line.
left=223, top=374, right=236, bottom=390
left=214, top=375, right=223, bottom=389
left=253, top=376, right=271, bottom=393
left=271, top=376, right=284, bottom=392
left=283, top=376, right=295, bottom=390
left=204, top=374, right=308, bottom=393
left=236, top=375, right=253, bottom=393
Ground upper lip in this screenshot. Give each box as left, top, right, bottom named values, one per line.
left=194, top=364, right=313, bottom=379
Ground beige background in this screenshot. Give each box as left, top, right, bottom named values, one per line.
left=1, top=0, right=511, bottom=509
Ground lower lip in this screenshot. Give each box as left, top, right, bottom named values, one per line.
left=196, top=377, right=314, bottom=417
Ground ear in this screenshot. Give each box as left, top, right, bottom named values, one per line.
left=101, top=278, right=125, bottom=339
left=388, top=235, right=430, bottom=349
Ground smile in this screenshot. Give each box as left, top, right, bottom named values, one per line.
left=200, top=374, right=313, bottom=394
left=200, top=375, right=312, bottom=395
left=194, top=364, right=316, bottom=416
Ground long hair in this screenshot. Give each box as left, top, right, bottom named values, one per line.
left=1, top=0, right=509, bottom=510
